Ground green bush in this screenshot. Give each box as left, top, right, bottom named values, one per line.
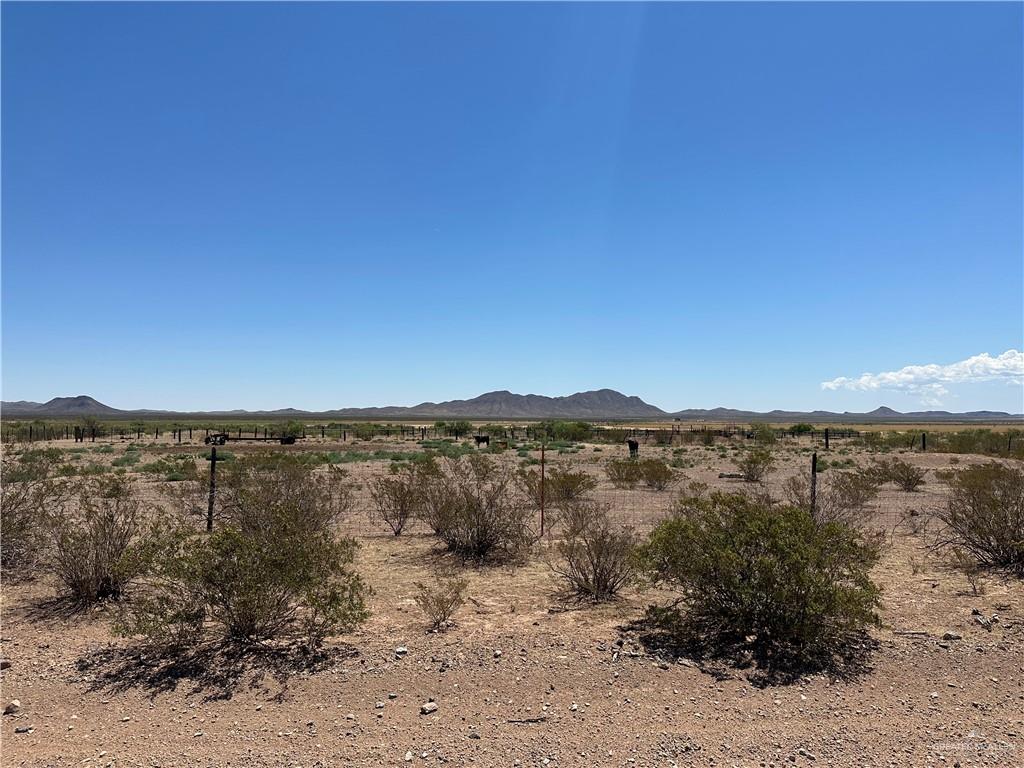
left=606, top=459, right=643, bottom=489
left=638, top=491, right=882, bottom=674
left=936, top=462, right=1024, bottom=575
left=736, top=447, right=774, bottom=482
left=120, top=456, right=367, bottom=648
left=638, top=459, right=675, bottom=491
left=867, top=457, right=925, bottom=492
left=518, top=466, right=597, bottom=510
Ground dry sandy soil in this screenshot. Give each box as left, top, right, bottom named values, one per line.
left=2, top=437, right=1022, bottom=767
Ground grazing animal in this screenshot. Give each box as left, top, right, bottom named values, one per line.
left=627, top=438, right=639, bottom=458
left=474, top=434, right=490, bottom=448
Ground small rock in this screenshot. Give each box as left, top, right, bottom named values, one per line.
left=395, top=646, right=409, bottom=657
left=942, top=632, right=962, bottom=641
left=468, top=731, right=481, bottom=739
left=493, top=650, right=502, bottom=659
left=375, top=701, right=385, bottom=709
left=0, top=660, right=10, bottom=670
left=14, top=726, right=32, bottom=734
left=404, top=751, right=413, bottom=762
left=420, top=701, right=438, bottom=715
left=4, top=700, right=21, bottom=716
left=388, top=693, right=398, bottom=700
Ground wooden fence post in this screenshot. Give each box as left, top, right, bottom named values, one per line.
left=207, top=447, right=217, bottom=532
left=810, top=452, right=818, bottom=521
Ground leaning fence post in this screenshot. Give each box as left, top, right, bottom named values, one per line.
left=207, top=447, right=217, bottom=532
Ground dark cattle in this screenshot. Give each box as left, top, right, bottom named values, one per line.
left=627, top=439, right=639, bottom=458
left=474, top=435, right=490, bottom=448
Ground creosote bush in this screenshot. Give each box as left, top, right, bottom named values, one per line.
left=413, top=577, right=469, bottom=630
left=370, top=463, right=422, bottom=535
left=120, top=455, right=368, bottom=649
left=935, top=462, right=1024, bottom=575
left=605, top=459, right=643, bottom=489
left=783, top=469, right=880, bottom=527
left=518, top=465, right=597, bottom=510
left=50, top=475, right=162, bottom=604
left=868, top=457, right=926, bottom=492
left=638, top=490, right=882, bottom=674
left=419, top=455, right=534, bottom=562
left=638, top=459, right=675, bottom=491
left=554, top=500, right=637, bottom=601
left=736, top=447, right=774, bottom=483
left=1, top=449, right=71, bottom=577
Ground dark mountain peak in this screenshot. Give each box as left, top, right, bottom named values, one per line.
left=867, top=406, right=902, bottom=417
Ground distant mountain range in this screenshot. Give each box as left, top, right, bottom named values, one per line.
left=2, top=392, right=1021, bottom=423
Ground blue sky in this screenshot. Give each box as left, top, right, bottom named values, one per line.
left=3, top=2, right=1022, bottom=413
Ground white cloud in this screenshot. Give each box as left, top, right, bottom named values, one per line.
left=821, top=349, right=1024, bottom=407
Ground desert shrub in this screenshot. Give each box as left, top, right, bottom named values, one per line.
left=120, top=457, right=368, bottom=648
left=422, top=455, right=533, bottom=561
left=789, top=423, right=814, bottom=436
left=606, top=459, right=643, bottom=489
left=1, top=450, right=71, bottom=577
left=783, top=470, right=880, bottom=526
left=638, top=491, right=882, bottom=674
left=736, top=447, right=774, bottom=483
left=867, top=457, right=926, bottom=492
left=370, top=464, right=422, bottom=535
left=639, top=459, right=675, bottom=491
left=112, top=450, right=142, bottom=468
left=750, top=422, right=776, bottom=445
left=140, top=454, right=201, bottom=482
left=518, top=466, right=597, bottom=510
left=413, top=577, right=468, bottom=630
left=554, top=501, right=637, bottom=601
left=49, top=475, right=162, bottom=604
left=934, top=462, right=1024, bottom=575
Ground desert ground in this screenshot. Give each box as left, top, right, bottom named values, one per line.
left=2, top=430, right=1022, bottom=768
